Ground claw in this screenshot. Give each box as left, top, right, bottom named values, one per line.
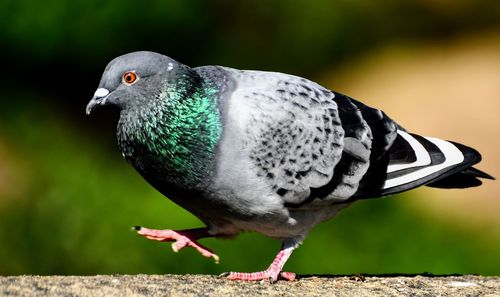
left=219, top=272, right=230, bottom=277
left=212, top=254, right=221, bottom=264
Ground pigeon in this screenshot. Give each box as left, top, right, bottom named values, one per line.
left=86, top=51, right=494, bottom=282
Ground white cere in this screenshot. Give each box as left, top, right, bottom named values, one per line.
left=94, top=88, right=110, bottom=98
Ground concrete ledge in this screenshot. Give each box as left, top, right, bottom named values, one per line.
left=1, top=274, right=499, bottom=296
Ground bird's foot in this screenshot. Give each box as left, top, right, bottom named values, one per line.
left=221, top=245, right=297, bottom=283
left=134, top=226, right=219, bottom=263
left=221, top=270, right=296, bottom=283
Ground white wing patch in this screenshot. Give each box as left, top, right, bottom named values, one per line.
left=383, top=134, right=464, bottom=189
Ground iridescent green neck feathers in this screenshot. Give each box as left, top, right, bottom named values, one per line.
left=117, top=75, right=222, bottom=188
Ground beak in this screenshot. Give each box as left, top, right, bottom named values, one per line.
left=86, top=88, right=110, bottom=115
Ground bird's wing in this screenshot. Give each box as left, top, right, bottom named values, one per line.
left=218, top=68, right=386, bottom=205
left=324, top=95, right=487, bottom=200
left=309, top=94, right=399, bottom=203
left=350, top=102, right=488, bottom=198
left=209, top=67, right=487, bottom=209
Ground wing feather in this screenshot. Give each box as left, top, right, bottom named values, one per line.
left=214, top=67, right=492, bottom=208
left=222, top=69, right=346, bottom=205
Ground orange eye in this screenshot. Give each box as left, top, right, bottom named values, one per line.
left=122, top=71, right=137, bottom=85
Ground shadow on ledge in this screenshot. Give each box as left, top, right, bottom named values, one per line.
left=298, top=272, right=464, bottom=279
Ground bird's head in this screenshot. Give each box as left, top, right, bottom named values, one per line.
left=86, top=51, right=189, bottom=115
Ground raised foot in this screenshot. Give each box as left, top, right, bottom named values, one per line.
left=134, top=226, right=219, bottom=263
left=221, top=271, right=296, bottom=283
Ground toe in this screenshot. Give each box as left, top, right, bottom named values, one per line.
left=171, top=238, right=188, bottom=252
left=279, top=272, right=296, bottom=281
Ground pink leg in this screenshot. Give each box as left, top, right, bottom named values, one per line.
left=134, top=226, right=220, bottom=263
left=222, top=243, right=297, bottom=283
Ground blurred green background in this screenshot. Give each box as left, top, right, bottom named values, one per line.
left=1, top=0, right=499, bottom=276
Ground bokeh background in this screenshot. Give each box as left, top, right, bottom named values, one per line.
left=1, top=0, right=499, bottom=276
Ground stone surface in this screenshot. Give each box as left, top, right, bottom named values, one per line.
left=1, top=274, right=499, bottom=296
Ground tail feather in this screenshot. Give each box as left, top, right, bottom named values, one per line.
left=462, top=167, right=495, bottom=180
left=378, top=130, right=493, bottom=196
left=427, top=167, right=495, bottom=189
